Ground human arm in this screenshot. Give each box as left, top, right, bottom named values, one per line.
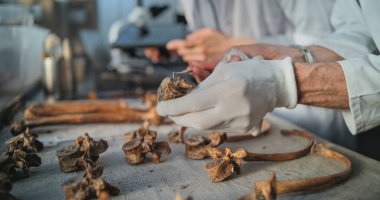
left=188, top=44, right=344, bottom=82
left=166, top=28, right=254, bottom=62
left=294, top=62, right=349, bottom=109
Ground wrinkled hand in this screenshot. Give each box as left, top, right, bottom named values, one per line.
left=144, top=47, right=172, bottom=64
left=166, top=28, right=233, bottom=62
left=189, top=44, right=343, bottom=78
left=157, top=57, right=298, bottom=135
left=188, top=49, right=248, bottom=83
left=236, top=44, right=305, bottom=61
left=144, top=47, right=161, bottom=63
left=188, top=44, right=304, bottom=76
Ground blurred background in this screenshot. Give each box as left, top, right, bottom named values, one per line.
left=0, top=0, right=188, bottom=127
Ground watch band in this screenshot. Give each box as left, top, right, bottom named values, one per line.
left=291, top=45, right=315, bottom=64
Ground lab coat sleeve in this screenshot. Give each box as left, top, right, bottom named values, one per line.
left=256, top=34, right=294, bottom=46
left=256, top=0, right=335, bottom=46
left=315, top=0, right=378, bottom=58
left=338, top=55, right=380, bottom=134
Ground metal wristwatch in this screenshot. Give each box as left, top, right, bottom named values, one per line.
left=291, top=45, right=315, bottom=64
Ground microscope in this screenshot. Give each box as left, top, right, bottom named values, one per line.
left=102, top=0, right=186, bottom=92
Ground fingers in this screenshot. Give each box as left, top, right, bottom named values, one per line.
left=168, top=108, right=223, bottom=130
left=185, top=28, right=216, bottom=46
left=182, top=54, right=208, bottom=62
left=156, top=82, right=227, bottom=117
left=144, top=47, right=160, bottom=63
left=166, top=39, right=186, bottom=51
left=189, top=53, right=225, bottom=71
left=167, top=39, right=208, bottom=62
left=177, top=46, right=208, bottom=62
left=188, top=66, right=211, bottom=83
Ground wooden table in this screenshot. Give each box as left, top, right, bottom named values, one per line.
left=1, top=102, right=380, bottom=200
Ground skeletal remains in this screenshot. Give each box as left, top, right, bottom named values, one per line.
left=0, top=128, right=44, bottom=199
left=157, top=76, right=194, bottom=102
left=206, top=148, right=248, bottom=183
left=6, top=128, right=44, bottom=152
left=63, top=164, right=120, bottom=200
left=0, top=178, right=17, bottom=200
left=56, top=133, right=108, bottom=172
left=184, top=132, right=227, bottom=160
left=204, top=130, right=314, bottom=182
left=168, top=126, right=187, bottom=144
left=1, top=128, right=43, bottom=179
left=122, top=122, right=171, bottom=164
left=157, top=76, right=351, bottom=195
left=10, top=93, right=162, bottom=135
left=239, top=144, right=352, bottom=200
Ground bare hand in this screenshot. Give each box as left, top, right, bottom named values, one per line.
left=188, top=53, right=243, bottom=83
left=189, top=44, right=344, bottom=80
left=144, top=47, right=161, bottom=63
left=166, top=28, right=233, bottom=62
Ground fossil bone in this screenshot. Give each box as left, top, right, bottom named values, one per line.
left=0, top=150, right=41, bottom=179
left=9, top=150, right=41, bottom=176
left=5, top=128, right=43, bottom=152
left=168, top=126, right=187, bottom=144
left=63, top=164, right=120, bottom=200
left=56, top=133, right=108, bottom=172
left=239, top=144, right=352, bottom=200
left=184, top=132, right=227, bottom=160
left=11, top=93, right=162, bottom=135
left=2, top=127, right=43, bottom=179
left=168, top=120, right=270, bottom=145
left=24, top=99, right=128, bottom=120
left=0, top=153, right=16, bottom=181
left=205, top=148, right=248, bottom=183
left=0, top=178, right=17, bottom=200
left=157, top=76, right=194, bottom=102
left=204, top=130, right=314, bottom=182
left=122, top=123, right=171, bottom=164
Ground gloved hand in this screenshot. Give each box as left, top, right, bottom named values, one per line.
left=156, top=56, right=298, bottom=136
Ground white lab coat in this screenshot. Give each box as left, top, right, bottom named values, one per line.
left=180, top=0, right=335, bottom=45
left=180, top=0, right=356, bottom=149
left=316, top=0, right=380, bottom=135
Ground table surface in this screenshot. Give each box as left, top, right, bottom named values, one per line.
left=1, top=99, right=380, bottom=200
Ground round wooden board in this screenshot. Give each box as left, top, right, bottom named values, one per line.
left=226, top=119, right=271, bottom=142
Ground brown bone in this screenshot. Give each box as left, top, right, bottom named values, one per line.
left=185, top=132, right=227, bottom=160
left=63, top=165, right=120, bottom=200
left=239, top=144, right=352, bottom=200
left=11, top=93, right=162, bottom=135
left=157, top=77, right=194, bottom=102
left=204, top=130, right=314, bottom=182
left=122, top=123, right=171, bottom=164
left=0, top=178, right=17, bottom=200
left=2, top=126, right=42, bottom=179
left=0, top=150, right=41, bottom=179
left=5, top=128, right=44, bottom=152
left=56, top=133, right=108, bottom=172
left=168, top=126, right=187, bottom=144
left=24, top=99, right=128, bottom=120
left=205, top=148, right=248, bottom=183
left=0, top=153, right=17, bottom=181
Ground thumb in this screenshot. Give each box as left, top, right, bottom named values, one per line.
left=166, top=39, right=186, bottom=51
left=188, top=66, right=211, bottom=83
left=189, top=53, right=225, bottom=71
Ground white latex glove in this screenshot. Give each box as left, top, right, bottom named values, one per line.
left=157, top=57, right=298, bottom=135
